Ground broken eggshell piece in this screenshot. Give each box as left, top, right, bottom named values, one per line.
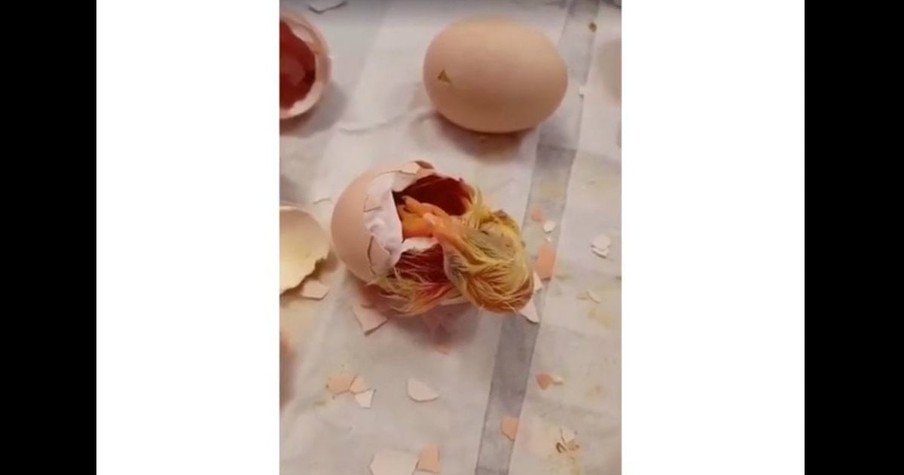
left=330, top=160, right=533, bottom=316
left=280, top=205, right=331, bottom=293
left=331, top=161, right=469, bottom=313
left=331, top=161, right=439, bottom=283
left=280, top=10, right=331, bottom=119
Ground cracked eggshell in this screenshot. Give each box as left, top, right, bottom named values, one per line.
left=330, top=161, right=437, bottom=282
left=280, top=10, right=332, bottom=119
left=280, top=205, right=331, bottom=293
left=423, top=17, right=568, bottom=133
left=331, top=161, right=471, bottom=308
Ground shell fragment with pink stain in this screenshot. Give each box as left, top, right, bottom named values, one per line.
left=349, top=375, right=369, bottom=394
left=355, top=389, right=375, bottom=409
left=530, top=207, right=545, bottom=222
left=535, top=372, right=564, bottom=390
left=300, top=279, right=330, bottom=299
left=535, top=243, right=556, bottom=280
left=536, top=373, right=554, bottom=390
left=353, top=303, right=389, bottom=334
left=369, top=450, right=418, bottom=475
left=501, top=417, right=520, bottom=441
left=433, top=340, right=452, bottom=354
left=416, top=445, right=441, bottom=473
left=326, top=374, right=355, bottom=396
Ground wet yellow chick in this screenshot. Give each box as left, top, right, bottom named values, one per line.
left=408, top=195, right=534, bottom=314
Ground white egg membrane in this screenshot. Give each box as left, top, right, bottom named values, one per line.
left=362, top=172, right=439, bottom=274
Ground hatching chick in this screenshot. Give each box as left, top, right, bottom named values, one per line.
left=415, top=198, right=534, bottom=314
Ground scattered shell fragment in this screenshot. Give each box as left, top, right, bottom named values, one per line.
left=280, top=206, right=331, bottom=293
left=370, top=449, right=418, bottom=475
left=536, top=373, right=555, bottom=390
left=530, top=207, right=545, bottom=222
left=312, top=196, right=332, bottom=204
left=578, top=86, right=586, bottom=97
left=501, top=417, right=520, bottom=441
left=350, top=375, right=370, bottom=394
left=591, top=234, right=612, bottom=258
left=400, top=161, right=422, bottom=175
left=542, top=220, right=557, bottom=233
left=416, top=445, right=441, bottom=473
left=300, top=279, right=330, bottom=299
left=532, top=272, right=543, bottom=293
left=519, top=298, right=539, bottom=323
left=434, top=340, right=452, bottom=354
left=326, top=374, right=355, bottom=396
left=407, top=378, right=439, bottom=402
left=586, top=290, right=602, bottom=303
left=535, top=243, right=557, bottom=280
left=355, top=389, right=375, bottom=408
left=556, top=426, right=581, bottom=454
left=560, top=426, right=576, bottom=444
left=535, top=372, right=563, bottom=389
left=354, top=303, right=389, bottom=334
left=537, top=373, right=565, bottom=390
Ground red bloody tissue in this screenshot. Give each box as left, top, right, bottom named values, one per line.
left=280, top=20, right=317, bottom=109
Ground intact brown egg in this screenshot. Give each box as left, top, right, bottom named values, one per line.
left=422, top=17, right=568, bottom=133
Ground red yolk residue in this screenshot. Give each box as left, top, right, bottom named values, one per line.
left=280, top=21, right=317, bottom=109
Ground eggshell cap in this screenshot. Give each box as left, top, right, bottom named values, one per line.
left=330, top=161, right=437, bottom=283
left=280, top=205, right=331, bottom=293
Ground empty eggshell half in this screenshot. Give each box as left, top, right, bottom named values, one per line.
left=280, top=205, right=331, bottom=293
left=280, top=10, right=331, bottom=119
left=331, top=160, right=437, bottom=282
